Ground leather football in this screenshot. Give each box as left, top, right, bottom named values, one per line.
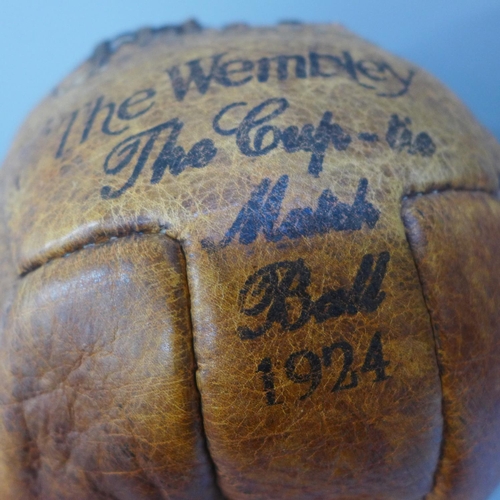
left=1, top=21, right=499, bottom=500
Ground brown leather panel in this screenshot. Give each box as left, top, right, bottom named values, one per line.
left=0, top=234, right=221, bottom=499
left=1, top=24, right=499, bottom=273
left=402, top=191, right=500, bottom=500
left=0, top=177, right=24, bottom=498
left=185, top=192, right=442, bottom=499
left=1, top=21, right=500, bottom=500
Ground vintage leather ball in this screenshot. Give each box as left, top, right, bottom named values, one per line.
left=0, top=21, right=499, bottom=500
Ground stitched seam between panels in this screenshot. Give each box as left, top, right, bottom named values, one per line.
left=16, top=186, right=500, bottom=279
left=19, top=227, right=173, bottom=278
left=399, top=186, right=499, bottom=499
left=178, top=243, right=227, bottom=499
left=400, top=207, right=445, bottom=500
left=10, top=186, right=499, bottom=499
left=15, top=230, right=226, bottom=498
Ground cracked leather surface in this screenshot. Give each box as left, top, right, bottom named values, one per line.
left=0, top=23, right=499, bottom=499
left=0, top=234, right=221, bottom=499
left=403, top=192, right=500, bottom=500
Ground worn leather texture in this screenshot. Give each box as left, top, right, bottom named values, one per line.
left=0, top=22, right=499, bottom=499
left=403, top=192, right=500, bottom=500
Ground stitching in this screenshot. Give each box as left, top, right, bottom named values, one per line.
left=178, top=244, right=227, bottom=499
left=400, top=184, right=500, bottom=497
left=15, top=229, right=227, bottom=498
left=6, top=185, right=499, bottom=497
left=399, top=184, right=500, bottom=495
left=400, top=195, right=446, bottom=499
left=402, top=185, right=496, bottom=200
left=19, top=227, right=171, bottom=278
left=17, top=186, right=500, bottom=279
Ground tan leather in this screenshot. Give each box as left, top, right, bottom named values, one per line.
left=403, top=192, right=500, bottom=500
left=0, top=235, right=221, bottom=499
left=0, top=22, right=499, bottom=499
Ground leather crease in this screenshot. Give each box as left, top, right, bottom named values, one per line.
left=7, top=185, right=498, bottom=500
left=401, top=203, right=445, bottom=500
left=12, top=230, right=226, bottom=500
left=400, top=186, right=499, bottom=500
left=178, top=243, right=227, bottom=500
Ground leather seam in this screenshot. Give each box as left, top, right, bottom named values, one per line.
left=400, top=195, right=446, bottom=500
left=16, top=186, right=500, bottom=279
left=7, top=186, right=498, bottom=498
left=178, top=243, right=226, bottom=499
left=400, top=186, right=500, bottom=498
left=11, top=229, right=226, bottom=498
left=402, top=185, right=497, bottom=200
left=19, top=227, right=172, bottom=278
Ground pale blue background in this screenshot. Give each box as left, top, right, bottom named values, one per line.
left=0, top=1, right=499, bottom=498
left=1, top=0, right=500, bottom=163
